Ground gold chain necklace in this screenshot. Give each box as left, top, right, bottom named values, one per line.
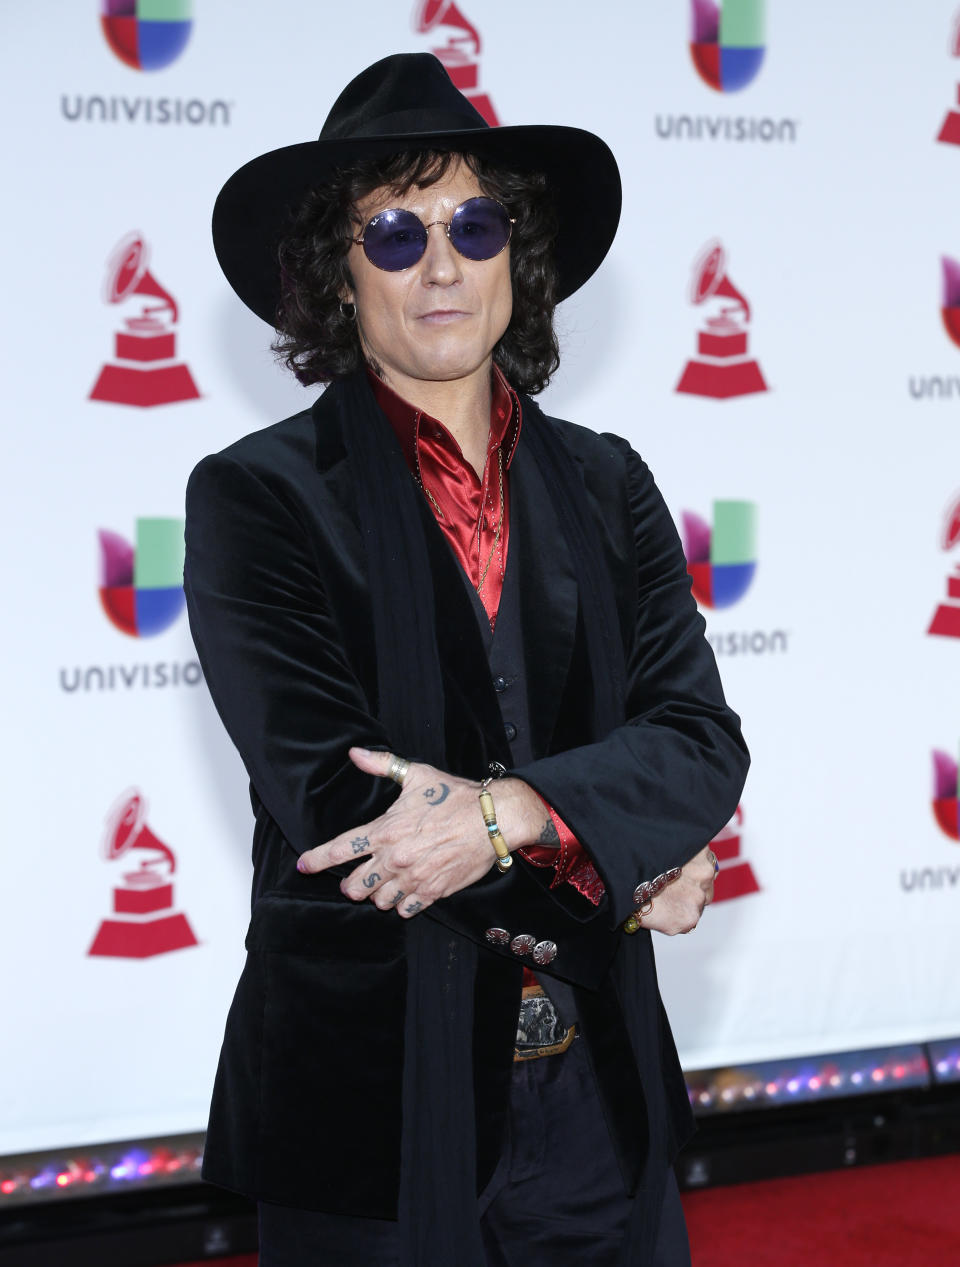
left=476, top=445, right=504, bottom=595
left=422, top=484, right=444, bottom=520
left=414, top=444, right=505, bottom=596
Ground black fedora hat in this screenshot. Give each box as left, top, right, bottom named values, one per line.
left=212, top=52, right=621, bottom=327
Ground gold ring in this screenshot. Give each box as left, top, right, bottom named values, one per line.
left=387, top=755, right=410, bottom=786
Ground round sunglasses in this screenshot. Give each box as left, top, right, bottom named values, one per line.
left=351, top=196, right=514, bottom=272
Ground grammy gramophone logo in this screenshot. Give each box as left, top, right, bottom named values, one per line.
left=709, top=804, right=761, bottom=902
left=927, top=493, right=960, bottom=639
left=88, top=791, right=199, bottom=959
left=90, top=232, right=200, bottom=408
left=937, top=9, right=960, bottom=146
left=412, top=0, right=500, bottom=125
left=676, top=240, right=768, bottom=400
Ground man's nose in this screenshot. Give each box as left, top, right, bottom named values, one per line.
left=419, top=222, right=463, bottom=285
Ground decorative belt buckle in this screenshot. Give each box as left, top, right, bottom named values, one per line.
left=513, top=987, right=576, bottom=1061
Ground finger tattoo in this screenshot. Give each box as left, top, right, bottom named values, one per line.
left=362, top=872, right=381, bottom=889
left=350, top=835, right=370, bottom=855
left=404, top=900, right=424, bottom=915
left=423, top=783, right=450, bottom=807
left=391, top=891, right=405, bottom=906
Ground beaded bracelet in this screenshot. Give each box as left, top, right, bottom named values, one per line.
left=478, top=765, right=514, bottom=876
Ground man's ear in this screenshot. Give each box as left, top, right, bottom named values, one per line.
left=339, top=262, right=356, bottom=307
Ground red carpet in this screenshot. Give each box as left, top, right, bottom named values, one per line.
left=681, top=1155, right=960, bottom=1266
left=171, top=1159, right=960, bottom=1266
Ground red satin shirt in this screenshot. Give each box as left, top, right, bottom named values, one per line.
left=368, top=368, right=605, bottom=906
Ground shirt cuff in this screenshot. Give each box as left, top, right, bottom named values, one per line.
left=517, top=801, right=606, bottom=906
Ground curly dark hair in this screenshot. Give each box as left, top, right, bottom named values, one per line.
left=272, top=150, right=560, bottom=394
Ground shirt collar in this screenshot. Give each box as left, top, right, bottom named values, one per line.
left=366, top=365, right=522, bottom=473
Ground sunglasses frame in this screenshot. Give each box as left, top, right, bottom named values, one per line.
left=351, top=196, right=515, bottom=272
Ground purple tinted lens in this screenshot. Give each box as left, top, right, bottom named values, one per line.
left=449, top=198, right=512, bottom=261
left=362, top=209, right=428, bottom=271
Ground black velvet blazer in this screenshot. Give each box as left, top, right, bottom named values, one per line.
left=183, top=383, right=749, bottom=1221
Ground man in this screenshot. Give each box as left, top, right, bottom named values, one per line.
left=186, top=52, right=748, bottom=1266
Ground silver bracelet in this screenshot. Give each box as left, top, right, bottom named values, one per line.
left=623, top=867, right=682, bottom=935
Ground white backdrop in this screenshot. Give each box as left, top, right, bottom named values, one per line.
left=2, top=0, right=960, bottom=1156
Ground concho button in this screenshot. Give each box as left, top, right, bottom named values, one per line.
left=484, top=927, right=510, bottom=946
left=510, top=934, right=536, bottom=957
left=532, top=940, right=557, bottom=965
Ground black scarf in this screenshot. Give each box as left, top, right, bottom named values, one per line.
left=338, top=369, right=630, bottom=1265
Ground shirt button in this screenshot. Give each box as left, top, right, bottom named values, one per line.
left=504, top=722, right=518, bottom=742
left=493, top=676, right=508, bottom=693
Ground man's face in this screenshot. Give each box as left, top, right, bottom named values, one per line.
left=344, top=160, right=513, bottom=398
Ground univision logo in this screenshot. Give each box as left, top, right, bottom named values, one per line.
left=99, top=518, right=185, bottom=637
left=100, top=0, right=193, bottom=72
left=942, top=256, right=960, bottom=349
left=682, top=501, right=757, bottom=609
left=907, top=256, right=960, bottom=401
left=655, top=0, right=795, bottom=144
left=899, top=746, right=960, bottom=891
left=933, top=748, right=960, bottom=841
left=690, top=0, right=765, bottom=93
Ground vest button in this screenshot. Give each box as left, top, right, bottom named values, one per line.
left=504, top=722, right=517, bottom=741
left=493, top=675, right=508, bottom=692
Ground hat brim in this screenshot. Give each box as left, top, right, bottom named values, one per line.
left=212, top=124, right=621, bottom=327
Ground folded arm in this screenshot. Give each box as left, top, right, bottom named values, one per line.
left=509, top=439, right=749, bottom=927
left=185, top=439, right=747, bottom=934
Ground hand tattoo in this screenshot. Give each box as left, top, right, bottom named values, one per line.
left=350, top=835, right=370, bottom=855
left=362, top=872, right=381, bottom=889
left=423, top=783, right=450, bottom=806
left=391, top=891, right=405, bottom=906
left=536, top=818, right=561, bottom=848
left=404, top=900, right=424, bottom=915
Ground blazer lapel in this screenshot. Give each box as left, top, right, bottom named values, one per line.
left=312, top=385, right=581, bottom=769
left=509, top=439, right=579, bottom=759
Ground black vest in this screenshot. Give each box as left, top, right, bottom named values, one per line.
left=462, top=532, right=579, bottom=1031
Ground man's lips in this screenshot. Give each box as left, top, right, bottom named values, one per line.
left=416, top=309, right=472, bottom=323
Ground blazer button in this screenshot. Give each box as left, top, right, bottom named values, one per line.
left=504, top=722, right=517, bottom=741
left=484, top=927, right=510, bottom=946
left=510, top=934, right=536, bottom=957
left=493, top=675, right=508, bottom=693
left=532, top=940, right=558, bottom=966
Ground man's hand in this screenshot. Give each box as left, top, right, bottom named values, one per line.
left=295, top=747, right=546, bottom=918
left=640, top=844, right=716, bottom=935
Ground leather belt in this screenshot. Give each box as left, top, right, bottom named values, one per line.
left=513, top=983, right=577, bottom=1062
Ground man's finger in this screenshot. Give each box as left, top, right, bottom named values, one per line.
left=342, top=863, right=389, bottom=902
left=297, top=825, right=376, bottom=874
left=397, top=894, right=429, bottom=919
left=349, top=746, right=406, bottom=779
left=373, top=887, right=406, bottom=911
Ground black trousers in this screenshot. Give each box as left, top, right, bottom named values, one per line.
left=258, top=1036, right=691, bottom=1266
